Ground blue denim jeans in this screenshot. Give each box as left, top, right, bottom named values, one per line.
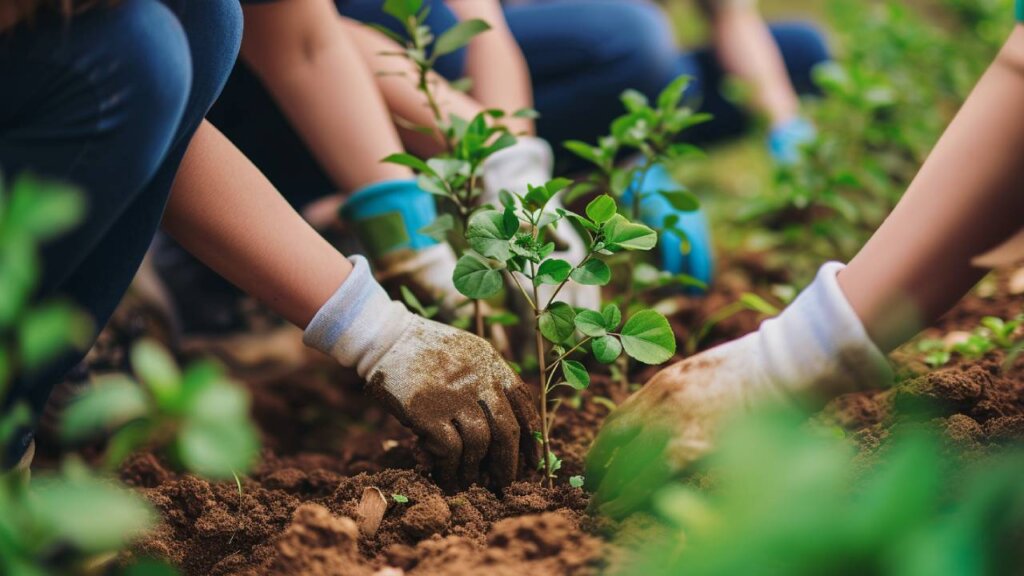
left=0, top=0, right=242, bottom=465
left=211, top=0, right=829, bottom=197
left=339, top=0, right=831, bottom=164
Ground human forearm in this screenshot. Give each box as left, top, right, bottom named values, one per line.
left=445, top=0, right=534, bottom=135
left=162, top=121, right=352, bottom=328
left=240, top=0, right=411, bottom=192
left=344, top=18, right=484, bottom=157
left=839, top=26, right=1024, bottom=351
left=707, top=2, right=800, bottom=126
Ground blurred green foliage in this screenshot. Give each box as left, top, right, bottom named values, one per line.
left=618, top=407, right=1024, bottom=575
left=738, top=0, right=1013, bottom=280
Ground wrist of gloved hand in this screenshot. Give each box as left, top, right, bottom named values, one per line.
left=303, top=256, right=539, bottom=490
left=586, top=262, right=890, bottom=516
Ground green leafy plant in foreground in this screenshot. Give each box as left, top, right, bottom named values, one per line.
left=0, top=176, right=167, bottom=575
left=62, top=339, right=260, bottom=480
left=376, top=0, right=677, bottom=485
left=614, top=406, right=1024, bottom=576
left=455, top=186, right=676, bottom=485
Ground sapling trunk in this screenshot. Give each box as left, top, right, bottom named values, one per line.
left=531, top=264, right=555, bottom=488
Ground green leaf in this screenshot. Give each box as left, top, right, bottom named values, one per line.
left=571, top=259, right=611, bottom=286
left=536, top=259, right=572, bottom=285
left=453, top=254, right=504, bottom=299
left=513, top=108, right=540, bottom=119
left=179, top=382, right=259, bottom=479
left=585, top=195, right=617, bottom=224
left=620, top=89, right=650, bottom=113
left=562, top=360, right=590, bottom=390
left=382, top=152, right=437, bottom=178
left=602, top=214, right=658, bottom=251
left=539, top=302, right=577, bottom=344
left=433, top=19, right=490, bottom=58
left=17, top=301, right=92, bottom=370
left=620, top=310, right=676, bottom=364
left=418, top=213, right=454, bottom=242
left=563, top=140, right=602, bottom=166
left=382, top=0, right=423, bottom=22
left=400, top=285, right=437, bottom=318
left=30, top=462, right=155, bottom=553
left=569, top=475, right=585, bottom=488
left=392, top=493, right=410, bottom=504
left=657, top=75, right=690, bottom=112
left=740, top=293, right=780, bottom=316
left=131, top=340, right=181, bottom=408
left=574, top=310, right=608, bottom=337
left=545, top=177, right=573, bottom=196
left=658, top=190, right=700, bottom=212
left=7, top=176, right=85, bottom=241
left=592, top=335, right=622, bottom=364
left=486, top=311, right=520, bottom=326
left=602, top=304, right=622, bottom=330
left=467, top=209, right=516, bottom=260
left=61, top=375, right=149, bottom=443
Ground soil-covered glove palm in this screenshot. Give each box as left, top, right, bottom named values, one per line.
left=585, top=263, right=891, bottom=518
left=483, top=137, right=601, bottom=310
left=304, top=257, right=539, bottom=491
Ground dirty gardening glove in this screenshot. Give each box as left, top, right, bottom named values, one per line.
left=585, top=262, right=891, bottom=517
left=304, top=256, right=540, bottom=491
left=483, top=136, right=601, bottom=311
left=340, top=179, right=463, bottom=315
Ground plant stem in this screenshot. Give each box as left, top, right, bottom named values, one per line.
left=473, top=300, right=485, bottom=338
left=531, top=262, right=554, bottom=488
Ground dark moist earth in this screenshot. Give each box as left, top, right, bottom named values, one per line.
left=74, top=260, right=1023, bottom=575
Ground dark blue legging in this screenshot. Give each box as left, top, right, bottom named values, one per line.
left=0, top=0, right=242, bottom=465
left=210, top=0, right=829, bottom=203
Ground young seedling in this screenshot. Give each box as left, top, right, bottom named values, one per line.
left=376, top=0, right=530, bottom=338
left=563, top=77, right=710, bottom=303
left=452, top=187, right=676, bottom=485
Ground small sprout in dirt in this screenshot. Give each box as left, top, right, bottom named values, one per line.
left=687, top=292, right=781, bottom=355
left=392, top=493, right=410, bottom=504
left=980, top=315, right=1023, bottom=349
left=917, top=339, right=952, bottom=368
left=569, top=475, right=585, bottom=489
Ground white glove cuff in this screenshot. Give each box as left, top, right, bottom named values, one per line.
left=758, top=262, right=892, bottom=399
left=302, top=256, right=414, bottom=378
left=481, top=136, right=554, bottom=204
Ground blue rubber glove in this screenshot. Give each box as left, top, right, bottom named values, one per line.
left=341, top=180, right=461, bottom=311
left=622, top=163, right=714, bottom=290
left=767, top=117, right=816, bottom=165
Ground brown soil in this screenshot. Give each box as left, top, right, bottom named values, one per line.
left=68, top=263, right=1022, bottom=575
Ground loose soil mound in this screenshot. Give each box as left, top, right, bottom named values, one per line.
left=99, top=263, right=1022, bottom=575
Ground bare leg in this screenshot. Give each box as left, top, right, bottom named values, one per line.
left=839, top=27, right=1024, bottom=352
left=705, top=3, right=801, bottom=126
left=241, top=0, right=411, bottom=192
left=162, top=121, right=352, bottom=328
